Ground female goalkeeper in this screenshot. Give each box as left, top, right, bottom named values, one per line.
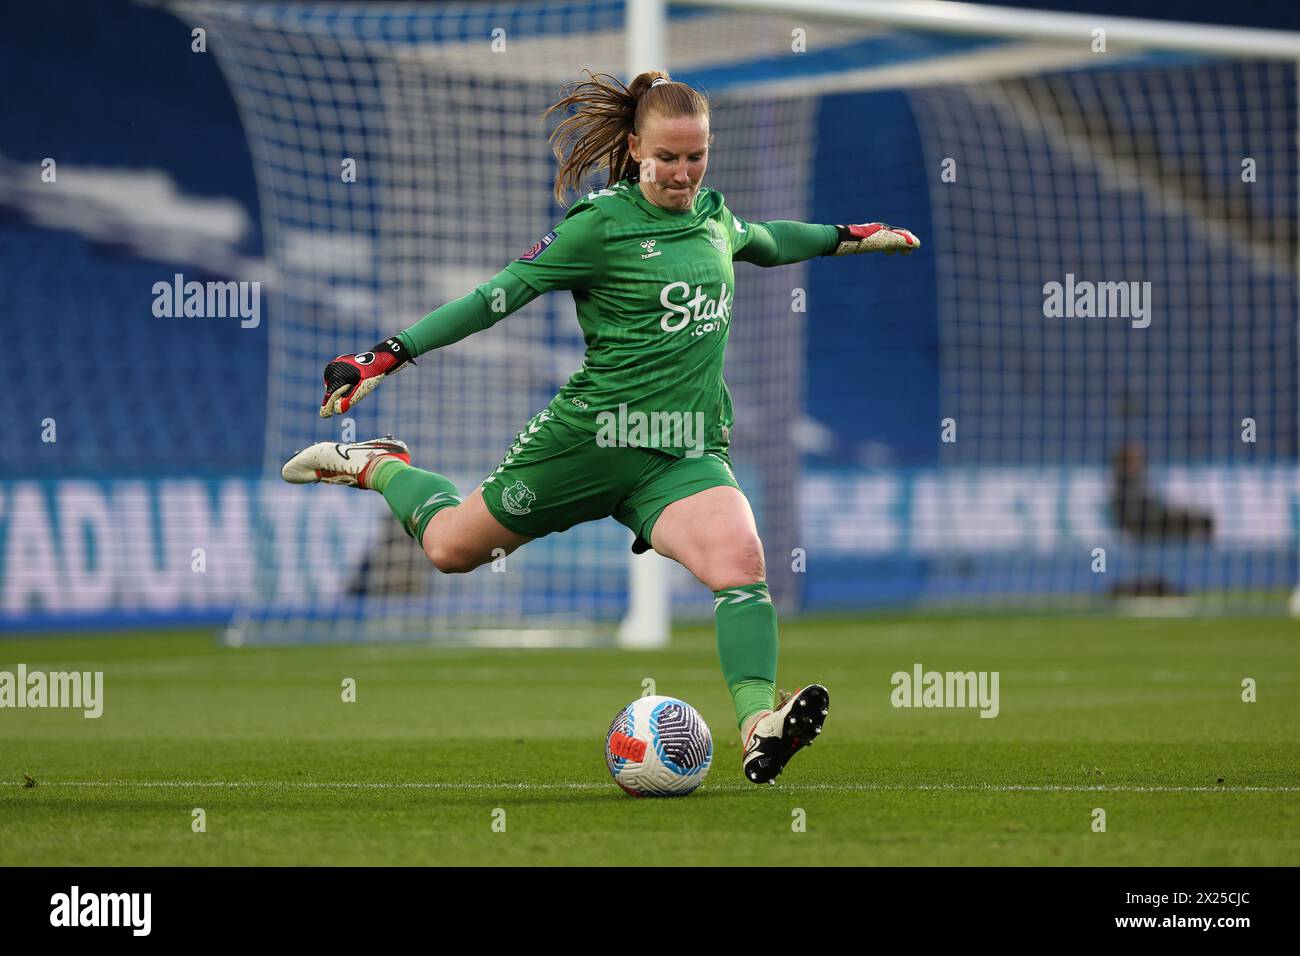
left=282, top=71, right=919, bottom=785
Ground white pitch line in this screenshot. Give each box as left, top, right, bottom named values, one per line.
left=8, top=781, right=1300, bottom=794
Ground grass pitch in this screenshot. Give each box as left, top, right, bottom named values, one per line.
left=2, top=616, right=1297, bottom=866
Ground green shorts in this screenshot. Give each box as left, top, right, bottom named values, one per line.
left=480, top=408, right=741, bottom=551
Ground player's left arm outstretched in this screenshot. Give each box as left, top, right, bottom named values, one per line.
left=729, top=215, right=920, bottom=266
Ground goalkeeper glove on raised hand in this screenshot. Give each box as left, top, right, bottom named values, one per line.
left=319, top=336, right=415, bottom=418
left=829, top=223, right=920, bottom=256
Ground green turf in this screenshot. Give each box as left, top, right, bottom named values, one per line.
left=1, top=616, right=1297, bottom=865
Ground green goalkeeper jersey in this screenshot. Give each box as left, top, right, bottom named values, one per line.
left=504, top=178, right=762, bottom=458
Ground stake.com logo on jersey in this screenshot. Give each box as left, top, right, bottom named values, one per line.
left=658, top=280, right=732, bottom=337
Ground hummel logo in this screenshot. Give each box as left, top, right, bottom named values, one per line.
left=420, top=492, right=461, bottom=509
left=714, top=586, right=771, bottom=609
left=639, top=239, right=661, bottom=259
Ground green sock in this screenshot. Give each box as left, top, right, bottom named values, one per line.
left=368, top=458, right=408, bottom=494
left=713, top=582, right=778, bottom=730
left=374, top=463, right=462, bottom=542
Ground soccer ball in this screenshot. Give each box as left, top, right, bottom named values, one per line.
left=605, top=695, right=713, bottom=796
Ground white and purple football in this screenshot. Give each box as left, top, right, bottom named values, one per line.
left=605, top=695, right=713, bottom=796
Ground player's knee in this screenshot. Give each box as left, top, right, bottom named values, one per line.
left=424, top=539, right=481, bottom=574
left=700, top=535, right=765, bottom=591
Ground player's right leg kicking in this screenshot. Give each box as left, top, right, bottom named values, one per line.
left=280, top=438, right=529, bottom=572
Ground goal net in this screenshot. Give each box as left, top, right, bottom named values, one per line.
left=907, top=53, right=1297, bottom=611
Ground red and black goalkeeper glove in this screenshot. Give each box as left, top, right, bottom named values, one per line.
left=319, top=336, right=415, bottom=418
left=828, top=223, right=921, bottom=256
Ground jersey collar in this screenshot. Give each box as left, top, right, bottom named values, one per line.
left=627, top=177, right=697, bottom=221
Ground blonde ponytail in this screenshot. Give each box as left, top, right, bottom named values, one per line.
left=544, top=69, right=709, bottom=204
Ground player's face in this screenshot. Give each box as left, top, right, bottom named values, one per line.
left=629, top=113, right=710, bottom=211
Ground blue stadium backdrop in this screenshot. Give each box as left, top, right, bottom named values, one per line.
left=2, top=0, right=1299, bottom=633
